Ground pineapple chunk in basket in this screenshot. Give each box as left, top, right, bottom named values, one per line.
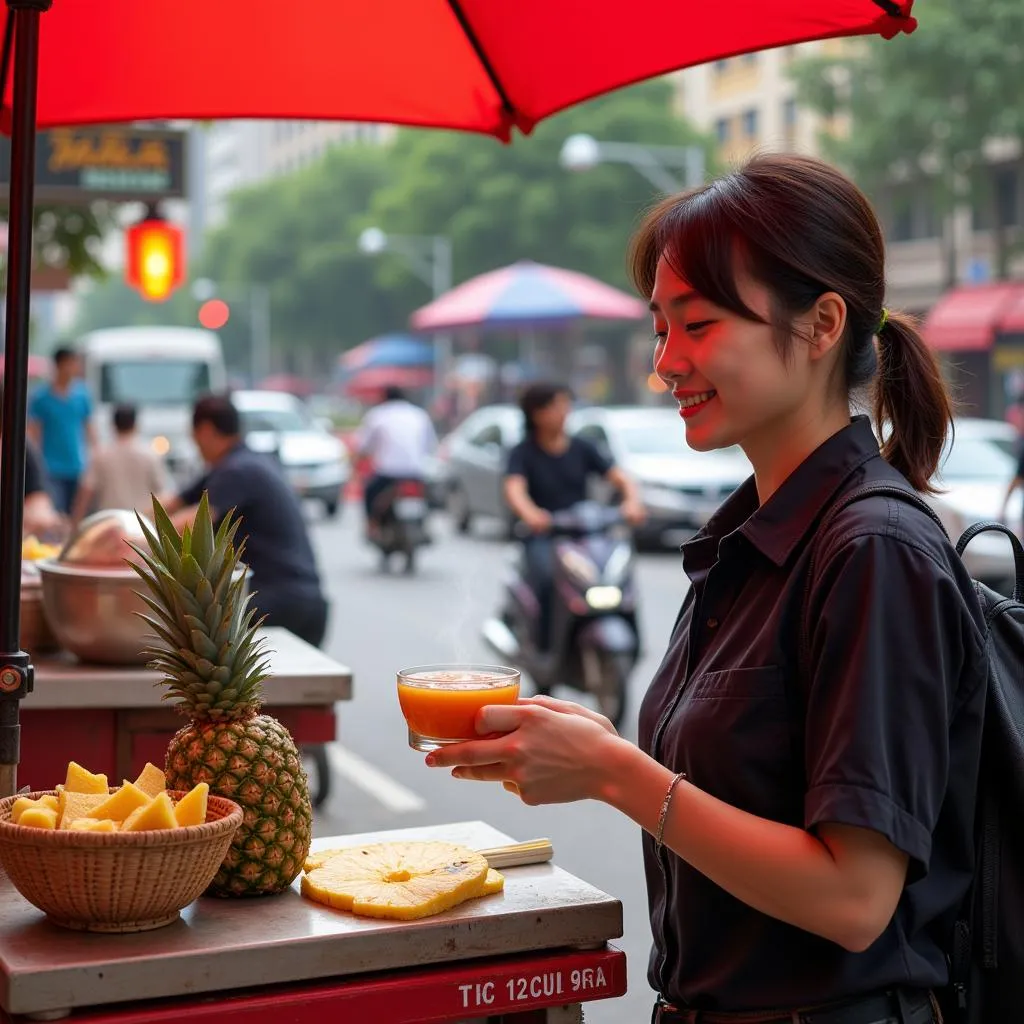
left=301, top=841, right=494, bottom=920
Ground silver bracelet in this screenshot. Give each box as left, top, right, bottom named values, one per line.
left=655, top=771, right=687, bottom=852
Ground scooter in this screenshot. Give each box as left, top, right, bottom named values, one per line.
left=482, top=501, right=640, bottom=728
left=369, top=478, right=430, bottom=574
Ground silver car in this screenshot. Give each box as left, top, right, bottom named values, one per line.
left=440, top=405, right=523, bottom=536
left=568, top=405, right=752, bottom=549
left=232, top=390, right=351, bottom=518
left=927, top=419, right=1022, bottom=591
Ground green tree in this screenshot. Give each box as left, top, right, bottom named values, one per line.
left=791, top=0, right=1024, bottom=281
left=368, top=79, right=712, bottom=295
left=199, top=143, right=401, bottom=374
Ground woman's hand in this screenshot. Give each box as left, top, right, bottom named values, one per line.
left=426, top=701, right=626, bottom=805
left=517, top=694, right=618, bottom=735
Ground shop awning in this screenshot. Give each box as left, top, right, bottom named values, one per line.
left=922, top=282, right=1024, bottom=352
left=999, top=288, right=1024, bottom=335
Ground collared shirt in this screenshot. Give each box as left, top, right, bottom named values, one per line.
left=358, top=399, right=437, bottom=478
left=179, top=443, right=323, bottom=613
left=28, top=380, right=92, bottom=479
left=638, top=416, right=987, bottom=1012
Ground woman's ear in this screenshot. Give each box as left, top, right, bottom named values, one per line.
left=806, top=292, right=847, bottom=361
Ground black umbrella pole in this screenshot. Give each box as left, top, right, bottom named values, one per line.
left=0, top=0, right=49, bottom=799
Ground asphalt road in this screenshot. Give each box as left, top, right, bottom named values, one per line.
left=306, top=504, right=689, bottom=1023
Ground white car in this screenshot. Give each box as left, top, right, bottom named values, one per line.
left=232, top=390, right=350, bottom=518
left=568, top=405, right=752, bottom=549
left=927, top=419, right=1022, bottom=591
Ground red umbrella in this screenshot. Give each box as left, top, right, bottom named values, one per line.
left=0, top=0, right=919, bottom=793
left=1, top=2, right=916, bottom=139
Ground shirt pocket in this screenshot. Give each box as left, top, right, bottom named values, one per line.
left=689, top=664, right=786, bottom=701
left=676, top=665, right=802, bottom=822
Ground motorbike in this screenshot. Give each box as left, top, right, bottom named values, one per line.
left=369, top=478, right=430, bottom=574
left=482, top=501, right=640, bottom=728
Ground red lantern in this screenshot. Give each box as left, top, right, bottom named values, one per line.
left=125, top=215, right=185, bottom=302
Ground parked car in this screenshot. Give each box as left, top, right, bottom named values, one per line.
left=927, top=419, right=1022, bottom=591
left=232, top=390, right=350, bottom=518
left=441, top=405, right=524, bottom=535
left=568, top=405, right=752, bottom=549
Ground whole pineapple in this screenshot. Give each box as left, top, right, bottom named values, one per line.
left=128, top=493, right=312, bottom=897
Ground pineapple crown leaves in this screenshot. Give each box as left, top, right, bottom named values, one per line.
left=125, top=492, right=273, bottom=720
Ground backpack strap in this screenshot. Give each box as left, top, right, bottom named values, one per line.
left=956, top=520, right=1024, bottom=601
left=798, top=483, right=947, bottom=682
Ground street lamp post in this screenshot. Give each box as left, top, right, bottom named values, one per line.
left=193, top=278, right=272, bottom=385
left=559, top=133, right=706, bottom=194
left=358, top=228, right=453, bottom=402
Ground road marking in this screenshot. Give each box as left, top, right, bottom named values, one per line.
left=326, top=742, right=427, bottom=813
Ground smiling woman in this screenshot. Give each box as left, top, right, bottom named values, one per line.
left=429, top=153, right=986, bottom=1024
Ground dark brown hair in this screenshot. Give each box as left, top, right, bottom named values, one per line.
left=628, top=153, right=952, bottom=493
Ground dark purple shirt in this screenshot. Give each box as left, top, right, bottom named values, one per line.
left=638, top=416, right=986, bottom=1011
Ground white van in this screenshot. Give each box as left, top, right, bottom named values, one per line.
left=76, top=326, right=227, bottom=484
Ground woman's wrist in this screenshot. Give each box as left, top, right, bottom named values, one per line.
left=592, top=735, right=662, bottom=807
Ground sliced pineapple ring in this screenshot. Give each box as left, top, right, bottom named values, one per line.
left=301, top=841, right=490, bottom=920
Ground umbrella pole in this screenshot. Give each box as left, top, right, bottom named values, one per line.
left=0, top=0, right=49, bottom=799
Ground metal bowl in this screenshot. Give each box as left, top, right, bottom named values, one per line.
left=38, top=560, right=251, bottom=666
left=39, top=510, right=250, bottom=666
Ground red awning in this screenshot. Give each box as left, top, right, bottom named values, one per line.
left=999, top=288, right=1024, bottom=335
left=922, top=282, right=1024, bottom=352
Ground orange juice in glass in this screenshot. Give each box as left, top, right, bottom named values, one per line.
left=397, top=664, right=521, bottom=751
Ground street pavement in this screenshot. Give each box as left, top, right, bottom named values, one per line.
left=307, top=504, right=688, bottom=1023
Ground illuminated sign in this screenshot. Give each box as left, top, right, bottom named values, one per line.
left=0, top=126, right=186, bottom=204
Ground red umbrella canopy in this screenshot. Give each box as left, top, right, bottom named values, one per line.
left=1, top=0, right=916, bottom=139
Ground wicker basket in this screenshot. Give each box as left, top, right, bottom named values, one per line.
left=0, top=790, right=243, bottom=932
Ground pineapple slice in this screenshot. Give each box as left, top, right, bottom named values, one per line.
left=18, top=807, right=58, bottom=829
left=11, top=795, right=60, bottom=823
left=122, top=791, right=176, bottom=831
left=133, top=762, right=167, bottom=799
left=173, top=782, right=209, bottom=827
left=301, top=841, right=490, bottom=920
left=68, top=818, right=119, bottom=832
left=481, top=868, right=505, bottom=896
left=63, top=761, right=109, bottom=795
left=58, top=791, right=107, bottom=829
left=88, top=781, right=150, bottom=822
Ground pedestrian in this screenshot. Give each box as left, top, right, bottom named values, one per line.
left=0, top=378, right=63, bottom=538
left=28, top=346, right=94, bottom=514
left=71, top=403, right=170, bottom=524
left=428, top=154, right=986, bottom=1024
left=163, top=393, right=329, bottom=648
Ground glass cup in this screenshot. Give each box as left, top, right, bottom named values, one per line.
left=397, top=663, right=521, bottom=752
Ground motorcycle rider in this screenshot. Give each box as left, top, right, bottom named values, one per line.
left=503, top=382, right=646, bottom=665
left=357, top=385, right=438, bottom=540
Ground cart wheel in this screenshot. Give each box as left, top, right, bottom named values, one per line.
left=303, top=744, right=332, bottom=809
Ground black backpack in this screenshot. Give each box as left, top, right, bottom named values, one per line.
left=802, top=483, right=1024, bottom=1024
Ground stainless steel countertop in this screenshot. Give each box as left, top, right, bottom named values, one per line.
left=0, top=820, right=623, bottom=1017
left=21, top=627, right=352, bottom=709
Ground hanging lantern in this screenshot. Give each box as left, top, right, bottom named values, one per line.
left=125, top=212, right=185, bottom=302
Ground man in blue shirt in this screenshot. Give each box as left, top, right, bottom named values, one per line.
left=28, top=347, right=95, bottom=514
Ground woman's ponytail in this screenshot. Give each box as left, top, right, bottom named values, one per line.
left=872, top=310, right=954, bottom=494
